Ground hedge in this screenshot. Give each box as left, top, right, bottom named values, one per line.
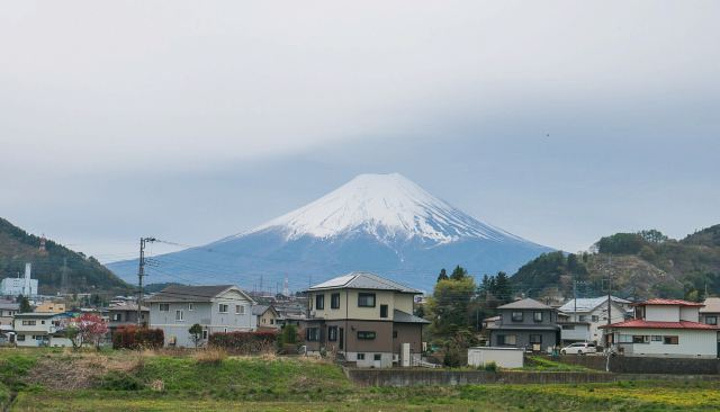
left=112, top=326, right=164, bottom=350
left=209, top=331, right=278, bottom=354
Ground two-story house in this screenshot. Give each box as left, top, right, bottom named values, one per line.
left=304, top=272, right=428, bottom=368
left=558, top=296, right=631, bottom=345
left=13, top=312, right=72, bottom=347
left=487, top=298, right=561, bottom=351
left=252, top=305, right=281, bottom=330
left=146, top=285, right=256, bottom=348
left=604, top=298, right=717, bottom=358
left=108, top=303, right=150, bottom=336
left=0, top=301, right=19, bottom=328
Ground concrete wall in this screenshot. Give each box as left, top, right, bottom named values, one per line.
left=557, top=355, right=720, bottom=375
left=468, top=347, right=524, bottom=369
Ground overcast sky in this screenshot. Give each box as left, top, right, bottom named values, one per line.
left=1, top=1, right=719, bottom=263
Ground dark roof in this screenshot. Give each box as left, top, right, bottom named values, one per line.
left=13, top=312, right=58, bottom=318
left=252, top=305, right=276, bottom=316
left=497, top=298, right=554, bottom=310
left=146, top=285, right=252, bottom=303
left=486, top=324, right=561, bottom=331
left=307, top=272, right=421, bottom=294
left=393, top=309, right=430, bottom=324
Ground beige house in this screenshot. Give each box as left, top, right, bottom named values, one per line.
left=34, top=302, right=66, bottom=314
left=304, top=272, right=428, bottom=368
left=253, top=305, right=281, bottom=329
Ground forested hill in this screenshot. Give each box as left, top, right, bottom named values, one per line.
left=510, top=226, right=720, bottom=302
left=0, top=217, right=130, bottom=294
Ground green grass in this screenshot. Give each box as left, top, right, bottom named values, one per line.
left=522, top=356, right=593, bottom=372
left=4, top=349, right=720, bottom=411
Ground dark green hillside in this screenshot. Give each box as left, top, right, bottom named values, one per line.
left=0, top=217, right=130, bottom=294
left=511, top=226, right=720, bottom=302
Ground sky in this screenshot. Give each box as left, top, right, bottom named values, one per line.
left=1, top=1, right=719, bottom=263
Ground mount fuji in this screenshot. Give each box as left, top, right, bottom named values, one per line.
left=107, top=173, right=554, bottom=292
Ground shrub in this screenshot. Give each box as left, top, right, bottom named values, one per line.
left=209, top=331, right=278, bottom=354
left=194, top=348, right=228, bottom=365
left=112, top=326, right=164, bottom=350
left=484, top=362, right=498, bottom=372
left=98, top=371, right=143, bottom=391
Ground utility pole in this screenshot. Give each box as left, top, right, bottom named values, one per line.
left=605, top=255, right=613, bottom=372
left=137, top=237, right=156, bottom=326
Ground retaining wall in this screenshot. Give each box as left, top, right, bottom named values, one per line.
left=555, top=355, right=720, bottom=375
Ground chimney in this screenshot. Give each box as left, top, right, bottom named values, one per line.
left=24, top=263, right=32, bottom=296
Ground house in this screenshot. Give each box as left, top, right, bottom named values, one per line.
left=34, top=301, right=66, bottom=314
left=604, top=298, right=717, bottom=358
left=487, top=298, right=561, bottom=351
left=303, top=271, right=429, bottom=368
left=252, top=305, right=281, bottom=330
left=12, top=312, right=72, bottom=347
left=108, top=303, right=150, bottom=335
left=0, top=302, right=19, bottom=328
left=700, top=297, right=720, bottom=326
left=557, top=296, right=631, bottom=345
left=146, top=285, right=256, bottom=348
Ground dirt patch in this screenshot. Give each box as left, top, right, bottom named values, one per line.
left=24, top=353, right=143, bottom=391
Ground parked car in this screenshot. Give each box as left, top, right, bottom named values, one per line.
left=561, top=342, right=597, bottom=355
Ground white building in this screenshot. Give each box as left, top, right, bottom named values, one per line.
left=558, top=296, right=631, bottom=344
left=146, top=285, right=256, bottom=348
left=605, top=298, right=718, bottom=358
left=1, top=263, right=38, bottom=297
left=13, top=312, right=72, bottom=347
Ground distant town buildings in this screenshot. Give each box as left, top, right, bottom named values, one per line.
left=0, top=263, right=38, bottom=297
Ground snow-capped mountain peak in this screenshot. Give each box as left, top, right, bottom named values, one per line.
left=244, top=173, right=524, bottom=244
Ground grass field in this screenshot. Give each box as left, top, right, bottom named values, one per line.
left=2, top=348, right=720, bottom=411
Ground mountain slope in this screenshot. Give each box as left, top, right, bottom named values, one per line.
left=107, top=173, right=553, bottom=292
left=0, top=217, right=130, bottom=294
left=510, top=225, right=720, bottom=301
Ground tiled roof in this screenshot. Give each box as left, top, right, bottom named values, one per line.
left=700, top=297, right=720, bottom=313
left=146, top=285, right=252, bottom=303
left=558, top=296, right=631, bottom=313
left=601, top=319, right=716, bottom=330
left=307, top=272, right=421, bottom=294
left=497, top=298, right=553, bottom=310
left=252, top=305, right=272, bottom=316
left=393, top=309, right=430, bottom=324
left=637, top=298, right=704, bottom=307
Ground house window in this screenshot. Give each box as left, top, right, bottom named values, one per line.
left=529, top=334, right=542, bottom=344
left=219, top=304, right=229, bottom=313
left=651, top=335, right=662, bottom=342
left=175, top=310, right=184, bottom=322
left=202, top=330, right=208, bottom=340
left=316, top=295, right=325, bottom=310
left=112, top=313, right=122, bottom=322
left=22, top=320, right=37, bottom=326
left=393, top=331, right=398, bottom=338
left=358, top=293, right=376, bottom=308
left=17, top=334, right=25, bottom=341
left=374, top=354, right=381, bottom=361
left=236, top=305, right=245, bottom=315
left=533, top=312, right=543, bottom=322
left=591, top=315, right=599, bottom=322
left=357, top=331, right=376, bottom=340
left=357, top=353, right=365, bottom=360
left=497, top=334, right=516, bottom=346
left=159, top=304, right=170, bottom=312
left=380, top=305, right=388, bottom=318
left=561, top=325, right=575, bottom=330
left=306, top=328, right=320, bottom=341
left=331, top=293, right=340, bottom=309
left=188, top=303, right=194, bottom=311
left=618, top=334, right=632, bottom=343
left=706, top=316, right=718, bottom=325
left=511, top=312, right=523, bottom=322
left=632, top=335, right=649, bottom=344
left=328, top=326, right=338, bottom=342
left=578, top=315, right=587, bottom=322
left=663, top=336, right=679, bottom=345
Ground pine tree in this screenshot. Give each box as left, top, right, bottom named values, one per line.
left=494, top=271, right=512, bottom=304
left=450, top=265, right=468, bottom=281
left=436, top=268, right=448, bottom=283
left=18, top=295, right=32, bottom=313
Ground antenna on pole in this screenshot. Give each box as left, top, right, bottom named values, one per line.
left=137, top=237, right=157, bottom=326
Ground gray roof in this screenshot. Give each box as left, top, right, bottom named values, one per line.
left=307, top=271, right=421, bottom=294
left=497, top=298, right=554, bottom=310
left=393, top=309, right=430, bottom=324
left=109, top=303, right=149, bottom=312
left=13, top=312, right=58, bottom=318
left=558, top=296, right=631, bottom=313
left=0, top=303, right=19, bottom=310
left=146, top=285, right=253, bottom=303
left=252, top=305, right=274, bottom=316
left=700, top=297, right=720, bottom=313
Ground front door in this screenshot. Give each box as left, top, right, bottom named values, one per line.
left=339, top=328, right=344, bottom=351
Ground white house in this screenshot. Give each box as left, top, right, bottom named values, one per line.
left=558, top=296, right=631, bottom=345
left=146, top=285, right=256, bottom=348
left=604, top=298, right=718, bottom=358
left=13, top=312, right=72, bottom=347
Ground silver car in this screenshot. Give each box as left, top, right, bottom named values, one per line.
left=561, top=342, right=597, bottom=355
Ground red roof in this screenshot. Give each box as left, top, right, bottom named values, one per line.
left=601, top=319, right=717, bottom=330
left=634, top=298, right=704, bottom=307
